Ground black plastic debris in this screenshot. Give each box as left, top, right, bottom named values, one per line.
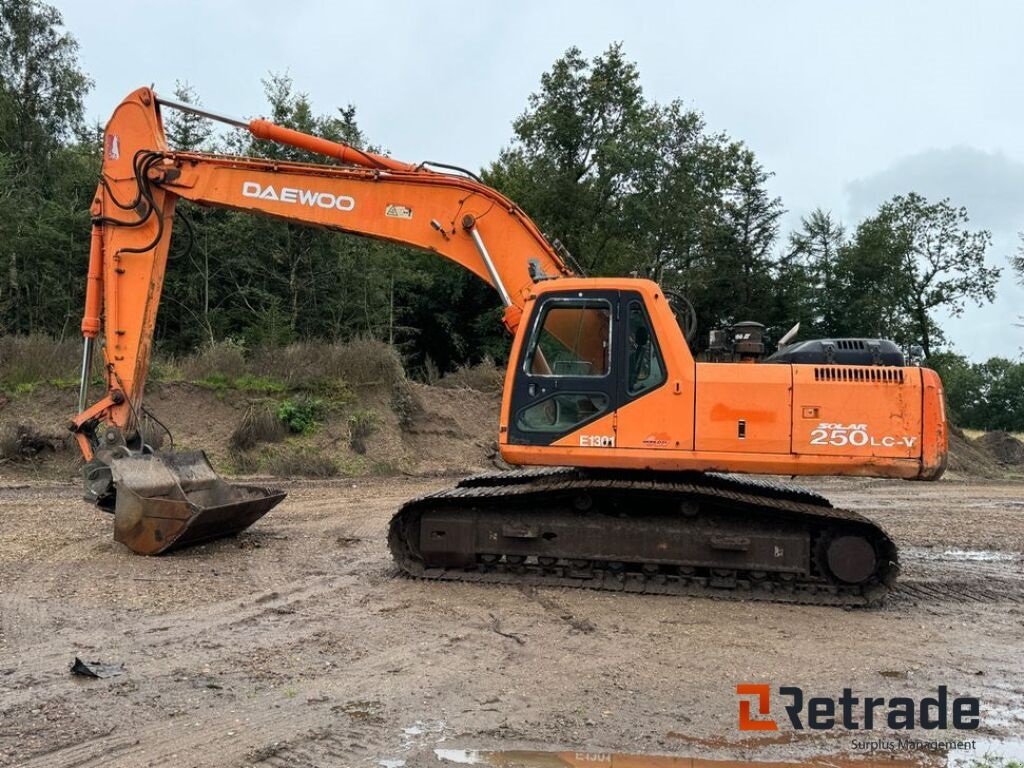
left=70, top=657, right=125, bottom=679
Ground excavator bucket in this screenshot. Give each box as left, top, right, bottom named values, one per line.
left=109, top=451, right=285, bottom=555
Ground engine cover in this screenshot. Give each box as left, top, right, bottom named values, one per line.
left=765, top=338, right=905, bottom=366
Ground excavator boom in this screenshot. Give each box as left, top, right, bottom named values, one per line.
left=74, top=87, right=572, bottom=554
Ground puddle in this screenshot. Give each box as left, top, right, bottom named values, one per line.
left=434, top=749, right=909, bottom=766
left=908, top=548, right=1020, bottom=563
left=377, top=720, right=450, bottom=766
left=949, top=739, right=1024, bottom=765
left=433, top=742, right=1024, bottom=768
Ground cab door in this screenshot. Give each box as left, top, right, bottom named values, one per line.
left=506, top=290, right=619, bottom=446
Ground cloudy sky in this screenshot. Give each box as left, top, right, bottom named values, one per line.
left=58, top=0, right=1023, bottom=359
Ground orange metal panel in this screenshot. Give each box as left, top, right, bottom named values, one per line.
left=500, top=442, right=924, bottom=479
left=695, top=363, right=792, bottom=454
left=919, top=366, right=949, bottom=479
left=791, top=365, right=922, bottom=460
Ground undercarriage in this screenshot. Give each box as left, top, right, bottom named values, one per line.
left=389, top=468, right=899, bottom=606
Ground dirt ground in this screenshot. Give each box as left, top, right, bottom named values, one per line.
left=1, top=474, right=1022, bottom=768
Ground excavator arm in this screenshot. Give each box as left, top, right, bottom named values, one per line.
left=73, top=87, right=572, bottom=553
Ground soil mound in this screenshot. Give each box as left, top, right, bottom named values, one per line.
left=946, top=428, right=1003, bottom=478
left=976, top=430, right=1024, bottom=466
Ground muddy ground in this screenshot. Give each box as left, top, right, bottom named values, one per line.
left=1, top=474, right=1023, bottom=767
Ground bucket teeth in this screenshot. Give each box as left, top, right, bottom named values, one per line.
left=109, top=451, right=285, bottom=555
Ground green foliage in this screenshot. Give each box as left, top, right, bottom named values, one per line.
left=802, top=195, right=997, bottom=355
left=1014, top=233, right=1024, bottom=284
left=233, top=374, right=287, bottom=394
left=0, top=0, right=92, bottom=161
left=276, top=396, right=325, bottom=435
left=963, top=753, right=1024, bottom=768
left=195, top=373, right=231, bottom=391
left=929, top=352, right=1024, bottom=431
left=485, top=43, right=786, bottom=341
left=0, top=0, right=96, bottom=337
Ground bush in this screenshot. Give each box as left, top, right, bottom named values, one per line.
left=928, top=352, right=1024, bottom=431
left=231, top=402, right=287, bottom=450
left=347, top=408, right=379, bottom=454
left=276, top=396, right=325, bottom=435
left=178, top=339, right=248, bottom=381
left=438, top=357, right=505, bottom=393
left=390, top=381, right=423, bottom=431
left=248, top=339, right=405, bottom=390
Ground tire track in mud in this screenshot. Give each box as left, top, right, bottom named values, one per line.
left=5, top=573, right=387, bottom=768
left=0, top=526, right=109, bottom=652
left=0, top=573, right=358, bottom=711
left=888, top=546, right=1024, bottom=607
left=15, top=696, right=355, bottom=768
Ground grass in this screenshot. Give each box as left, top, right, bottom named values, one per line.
left=276, top=396, right=326, bottom=435
left=1, top=334, right=433, bottom=479
left=437, top=357, right=505, bottom=393
left=0, top=335, right=81, bottom=392
left=961, top=755, right=1024, bottom=768
left=0, top=335, right=407, bottom=399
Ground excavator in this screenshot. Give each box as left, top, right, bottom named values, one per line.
left=71, top=87, right=948, bottom=606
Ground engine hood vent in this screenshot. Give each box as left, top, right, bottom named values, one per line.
left=813, top=366, right=905, bottom=384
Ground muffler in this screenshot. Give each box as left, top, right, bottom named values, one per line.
left=109, top=450, right=285, bottom=555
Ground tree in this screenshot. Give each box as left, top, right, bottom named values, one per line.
left=784, top=209, right=846, bottom=336
left=0, top=0, right=91, bottom=165
left=817, top=193, right=997, bottom=355
left=0, top=0, right=95, bottom=336
left=485, top=43, right=655, bottom=276
left=1014, top=233, right=1024, bottom=328
left=486, top=44, right=788, bottom=347
left=163, top=81, right=213, bottom=152
left=697, top=148, right=785, bottom=330
left=1014, top=233, right=1024, bottom=282
left=877, top=193, right=997, bottom=356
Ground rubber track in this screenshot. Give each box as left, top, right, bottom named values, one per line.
left=389, top=468, right=899, bottom=607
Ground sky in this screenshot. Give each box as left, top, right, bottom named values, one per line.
left=57, top=0, right=1024, bottom=360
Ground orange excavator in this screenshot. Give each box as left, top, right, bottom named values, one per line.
left=72, top=87, right=947, bottom=605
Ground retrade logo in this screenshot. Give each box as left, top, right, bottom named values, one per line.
left=737, top=684, right=778, bottom=731
left=736, top=684, right=980, bottom=732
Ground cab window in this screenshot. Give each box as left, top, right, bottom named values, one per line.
left=527, top=301, right=611, bottom=377
left=627, top=301, right=666, bottom=395
left=516, top=393, right=610, bottom=433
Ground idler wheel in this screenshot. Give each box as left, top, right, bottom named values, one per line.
left=826, top=536, right=877, bottom=584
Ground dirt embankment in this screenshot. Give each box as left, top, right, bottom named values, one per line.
left=947, top=428, right=1024, bottom=479
left=3, top=383, right=1022, bottom=483
left=0, top=379, right=503, bottom=482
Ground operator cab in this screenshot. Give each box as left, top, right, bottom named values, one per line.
left=508, top=285, right=667, bottom=446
